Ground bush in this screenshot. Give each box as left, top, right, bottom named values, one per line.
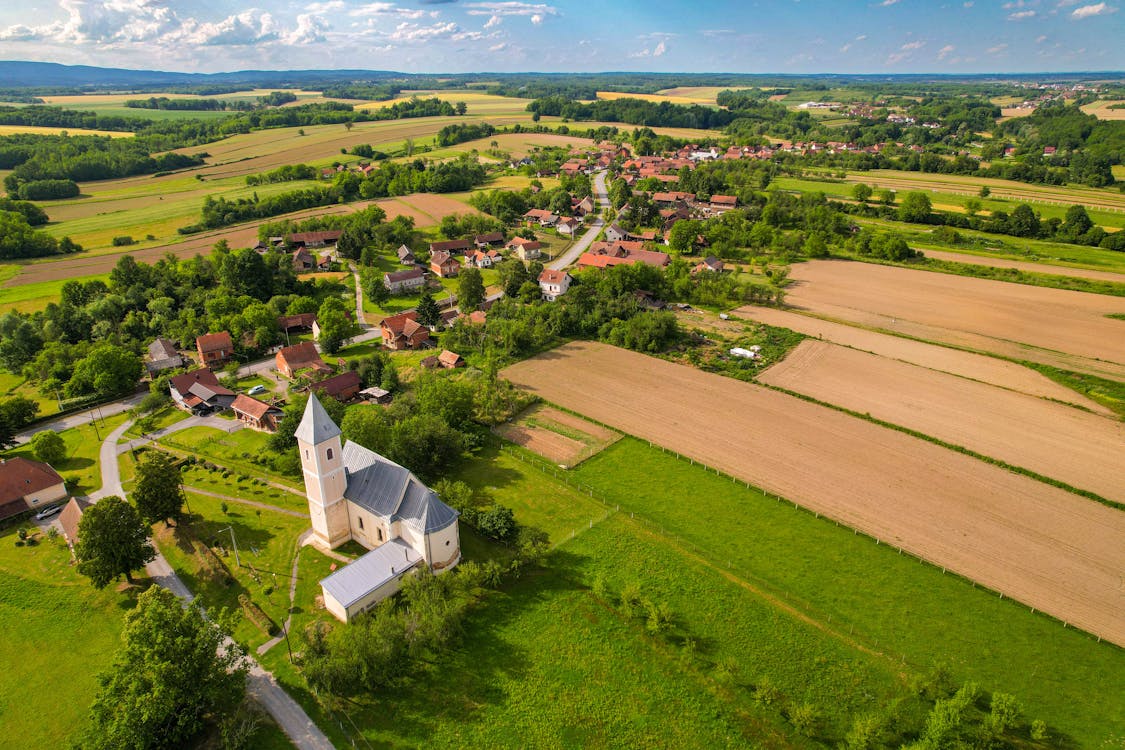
left=111, top=236, right=135, bottom=247
left=17, top=179, right=79, bottom=200
left=238, top=594, right=278, bottom=635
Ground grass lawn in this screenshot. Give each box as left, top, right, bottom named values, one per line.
left=569, top=438, right=1125, bottom=746
left=122, top=403, right=189, bottom=439
left=154, top=491, right=308, bottom=650
left=180, top=463, right=308, bottom=513
left=0, top=526, right=141, bottom=749
left=159, top=426, right=302, bottom=489
left=2, top=413, right=127, bottom=496
left=0, top=273, right=111, bottom=315
left=0, top=371, right=59, bottom=418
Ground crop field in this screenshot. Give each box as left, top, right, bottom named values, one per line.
left=502, top=341, right=1125, bottom=646
left=732, top=306, right=1108, bottom=411
left=784, top=259, right=1125, bottom=381
left=759, top=339, right=1125, bottom=502
left=1080, top=99, right=1125, bottom=120
left=656, top=85, right=753, bottom=103
left=919, top=246, right=1125, bottom=282
left=413, top=132, right=593, bottom=161
left=356, top=89, right=535, bottom=118
left=0, top=124, right=133, bottom=137
left=493, top=405, right=621, bottom=467
left=595, top=90, right=716, bottom=106
left=34, top=89, right=333, bottom=121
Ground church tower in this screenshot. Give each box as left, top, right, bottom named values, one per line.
left=295, top=394, right=351, bottom=549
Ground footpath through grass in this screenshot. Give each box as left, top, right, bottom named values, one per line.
left=569, top=438, right=1124, bottom=746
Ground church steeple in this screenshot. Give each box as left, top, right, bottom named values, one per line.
left=297, top=394, right=350, bottom=548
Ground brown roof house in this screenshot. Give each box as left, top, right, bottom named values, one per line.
left=506, top=236, right=542, bottom=261
left=538, top=269, right=572, bottom=302
left=430, top=250, right=459, bottom=278
left=429, top=239, right=472, bottom=256
left=146, top=337, right=186, bottom=376
left=278, top=312, right=317, bottom=332
left=0, top=457, right=67, bottom=522
left=396, top=245, right=416, bottom=265
left=231, top=394, right=284, bottom=432
left=276, top=341, right=331, bottom=379
left=58, top=497, right=91, bottom=554
left=169, top=369, right=235, bottom=413
left=692, top=256, right=725, bottom=274
left=438, top=350, right=465, bottom=369
left=380, top=311, right=430, bottom=350
left=310, top=371, right=362, bottom=402
left=196, top=332, right=234, bottom=369
left=384, top=268, right=426, bottom=294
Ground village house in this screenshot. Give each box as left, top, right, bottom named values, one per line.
left=538, top=269, right=572, bottom=302
left=506, top=236, right=542, bottom=261
left=556, top=217, right=582, bottom=237
left=287, top=230, right=342, bottom=249
left=464, top=249, right=501, bottom=269
left=572, top=196, right=596, bottom=216
left=58, top=497, right=91, bottom=556
left=429, top=250, right=459, bottom=278
left=396, top=245, right=416, bottom=265
left=429, top=239, right=472, bottom=256
left=473, top=232, right=505, bottom=249
left=578, top=242, right=671, bottom=270
left=380, top=311, right=430, bottom=350
left=196, top=332, right=234, bottom=368
left=276, top=341, right=331, bottom=379
left=384, top=268, right=426, bottom=294
left=438, top=350, right=464, bottom=369
left=310, top=371, right=363, bottom=402
left=296, top=395, right=461, bottom=622
left=709, top=195, right=738, bottom=214
left=604, top=223, right=628, bottom=243
left=231, top=394, right=283, bottom=432
left=692, top=256, right=725, bottom=274
left=522, top=208, right=559, bottom=228
left=145, top=337, right=186, bottom=376
left=0, top=457, right=67, bottom=523
left=278, top=312, right=317, bottom=333
left=292, top=247, right=316, bottom=271
left=169, top=369, right=236, bottom=413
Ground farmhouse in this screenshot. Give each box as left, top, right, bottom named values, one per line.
left=384, top=268, right=426, bottom=294
left=556, top=217, right=582, bottom=236
left=380, top=311, right=430, bottom=350
left=292, top=247, right=316, bottom=271
left=396, top=245, right=416, bottom=265
left=430, top=250, right=459, bottom=278
left=429, top=239, right=472, bottom=256
left=709, top=195, right=738, bottom=213
left=0, top=457, right=67, bottom=522
left=310, top=371, right=363, bottom=402
left=692, top=256, right=725, bottom=274
left=578, top=242, right=670, bottom=270
left=522, top=208, right=558, bottom=227
left=145, top=337, right=186, bottom=376
left=231, top=394, right=283, bottom=432
left=58, top=497, right=90, bottom=554
left=473, top=231, right=505, bottom=248
left=196, top=332, right=234, bottom=368
left=276, top=341, right=330, bottom=379
left=538, top=269, right=572, bottom=301
left=169, top=369, right=235, bottom=413
left=297, top=395, right=460, bottom=622
left=278, top=312, right=317, bottom=332
left=464, top=249, right=500, bottom=268
left=604, top=223, right=628, bottom=242
left=288, top=230, right=342, bottom=248
left=507, top=236, right=542, bottom=260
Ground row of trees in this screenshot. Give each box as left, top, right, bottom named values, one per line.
left=0, top=209, right=82, bottom=259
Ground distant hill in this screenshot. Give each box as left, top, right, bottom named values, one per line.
left=0, top=61, right=400, bottom=90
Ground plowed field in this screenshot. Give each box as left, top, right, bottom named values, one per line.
left=502, top=341, right=1125, bottom=646
left=759, top=340, right=1125, bottom=502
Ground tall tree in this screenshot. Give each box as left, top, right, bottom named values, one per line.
left=30, top=430, right=66, bottom=465
left=65, top=344, right=142, bottom=399
left=316, top=297, right=353, bottom=355
left=897, top=191, right=933, bottom=224
left=75, top=496, right=156, bottom=587
left=0, top=395, right=38, bottom=448
left=133, top=450, right=186, bottom=527
left=458, top=267, right=486, bottom=312
left=415, top=290, right=441, bottom=328
left=82, top=586, right=248, bottom=750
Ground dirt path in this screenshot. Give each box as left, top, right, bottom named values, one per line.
left=734, top=306, right=1111, bottom=414
left=503, top=342, right=1125, bottom=647
left=759, top=339, right=1125, bottom=502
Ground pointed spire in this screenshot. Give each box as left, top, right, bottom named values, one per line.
left=293, top=392, right=341, bottom=445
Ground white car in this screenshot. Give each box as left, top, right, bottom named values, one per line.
left=35, top=504, right=64, bottom=521
left=246, top=385, right=267, bottom=396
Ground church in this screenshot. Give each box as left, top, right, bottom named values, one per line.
left=296, top=394, right=461, bottom=622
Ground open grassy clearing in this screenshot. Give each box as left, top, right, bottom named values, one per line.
left=356, top=90, right=535, bottom=117
left=158, top=426, right=303, bottom=490
left=503, top=342, right=1125, bottom=647
left=732, top=306, right=1110, bottom=412
left=759, top=339, right=1125, bottom=503
left=776, top=175, right=1125, bottom=230
left=0, top=526, right=142, bottom=750
left=918, top=246, right=1125, bottom=282
left=785, top=259, right=1125, bottom=380
left=0, top=370, right=64, bottom=417
left=595, top=90, right=717, bottom=106
left=656, top=85, right=754, bottom=103
left=403, top=131, right=593, bottom=162
left=567, top=439, right=1125, bottom=746
left=0, top=273, right=110, bottom=313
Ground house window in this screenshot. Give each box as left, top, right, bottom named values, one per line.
left=304, top=450, right=309, bottom=460
left=446, top=540, right=450, bottom=546
left=378, top=529, right=383, bottom=542
left=358, top=516, right=364, bottom=530
left=326, top=448, right=333, bottom=460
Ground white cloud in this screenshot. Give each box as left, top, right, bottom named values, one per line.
left=879, top=0, right=900, bottom=6
left=1036, top=34, right=1048, bottom=41
left=938, top=44, right=955, bottom=59
left=387, top=20, right=458, bottom=41
left=350, top=3, right=430, bottom=19
left=307, top=1, right=344, bottom=11
left=653, top=40, right=666, bottom=56
left=483, top=14, right=502, bottom=28
left=464, top=2, right=559, bottom=22
left=1071, top=2, right=1117, bottom=17
left=963, top=1, right=974, bottom=6
left=840, top=33, right=867, bottom=52
left=987, top=42, right=1009, bottom=54
left=901, top=40, right=925, bottom=50
left=1008, top=9, right=1037, bottom=18
left=284, top=13, right=329, bottom=45
left=488, top=41, right=508, bottom=51
left=183, top=9, right=280, bottom=46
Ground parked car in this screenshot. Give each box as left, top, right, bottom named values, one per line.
left=35, top=504, right=64, bottom=521
left=247, top=385, right=266, bottom=396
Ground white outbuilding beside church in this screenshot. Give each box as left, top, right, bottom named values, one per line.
left=296, top=394, right=461, bottom=622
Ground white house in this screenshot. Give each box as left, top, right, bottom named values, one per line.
left=297, top=395, right=461, bottom=622
left=538, top=269, right=572, bottom=302
left=384, top=268, right=426, bottom=294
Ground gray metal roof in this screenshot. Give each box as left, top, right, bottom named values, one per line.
left=294, top=393, right=341, bottom=445
left=341, top=441, right=459, bottom=534
left=319, top=539, right=421, bottom=608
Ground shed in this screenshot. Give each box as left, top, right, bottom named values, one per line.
left=319, top=539, right=423, bottom=622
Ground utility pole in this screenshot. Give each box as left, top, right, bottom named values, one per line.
left=219, top=525, right=241, bottom=567
left=89, top=410, right=100, bottom=441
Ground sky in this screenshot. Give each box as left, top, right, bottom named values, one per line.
left=0, top=0, right=1121, bottom=75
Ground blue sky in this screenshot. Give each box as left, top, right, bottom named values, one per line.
left=0, top=0, right=1120, bottom=74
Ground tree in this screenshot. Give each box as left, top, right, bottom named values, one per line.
left=964, top=197, right=982, bottom=216
left=30, top=430, right=66, bottom=465
left=877, top=188, right=896, bottom=206
left=220, top=247, right=272, bottom=301
left=667, top=219, right=701, bottom=255
left=416, top=290, right=441, bottom=328
left=367, top=274, right=390, bottom=307
left=458, top=267, right=486, bottom=312
left=0, top=395, right=38, bottom=448
left=1061, top=204, right=1094, bottom=238
left=74, top=496, right=155, bottom=587
left=851, top=183, right=873, bottom=203
left=133, top=450, right=186, bottom=527
left=269, top=392, right=346, bottom=451
left=1009, top=203, right=1041, bottom=238
left=65, top=344, right=142, bottom=399
left=979, top=185, right=991, bottom=198
left=803, top=233, right=829, bottom=258
left=897, top=191, right=933, bottom=223
left=81, top=586, right=248, bottom=750
left=316, top=297, right=353, bottom=355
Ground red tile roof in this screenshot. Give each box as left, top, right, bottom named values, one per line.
left=539, top=269, right=569, bottom=284
left=438, top=350, right=464, bottom=368
left=0, top=457, right=64, bottom=506
left=311, top=371, right=362, bottom=399
left=232, top=394, right=276, bottom=421
left=277, top=341, right=326, bottom=372
left=169, top=368, right=221, bottom=396
left=196, top=331, right=233, bottom=353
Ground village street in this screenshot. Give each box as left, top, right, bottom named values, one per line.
left=548, top=169, right=612, bottom=271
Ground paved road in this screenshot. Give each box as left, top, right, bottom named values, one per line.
left=15, top=393, right=147, bottom=444
left=86, top=416, right=336, bottom=749
left=549, top=170, right=613, bottom=271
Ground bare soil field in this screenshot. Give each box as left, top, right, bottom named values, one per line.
left=502, top=341, right=1125, bottom=646
left=784, top=260, right=1125, bottom=381
left=920, top=248, right=1125, bottom=282
left=495, top=404, right=621, bottom=467
left=759, top=339, right=1125, bottom=501
left=1081, top=101, right=1125, bottom=121
left=7, top=193, right=467, bottom=285
left=733, top=306, right=1109, bottom=413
